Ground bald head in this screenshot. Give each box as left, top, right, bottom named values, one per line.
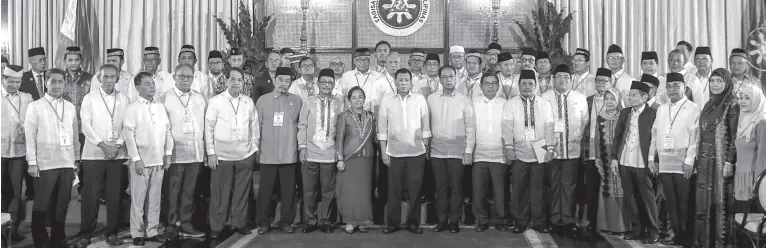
left=385, top=52, right=402, bottom=76
left=330, top=57, right=345, bottom=76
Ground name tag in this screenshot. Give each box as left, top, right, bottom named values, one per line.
left=274, top=112, right=285, bottom=127
left=524, top=128, right=536, bottom=142
left=554, top=121, right=565, bottom=133
left=182, top=119, right=194, bottom=134
left=108, top=130, right=119, bottom=142
left=14, top=124, right=25, bottom=144
left=663, top=136, right=675, bottom=151
left=59, top=132, right=71, bottom=148
left=232, top=128, right=244, bottom=141
left=314, top=129, right=327, bottom=142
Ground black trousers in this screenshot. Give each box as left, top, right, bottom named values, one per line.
left=80, top=160, right=126, bottom=237
left=372, top=143, right=388, bottom=224
left=660, top=173, right=691, bottom=243
left=549, top=159, right=579, bottom=226
left=301, top=162, right=336, bottom=225
left=472, top=162, right=507, bottom=225
left=430, top=158, right=464, bottom=224
left=167, top=162, right=201, bottom=227
left=511, top=160, right=546, bottom=228
left=582, top=160, right=602, bottom=227
left=32, top=168, right=74, bottom=248
left=257, top=163, right=296, bottom=226
left=209, top=157, right=253, bottom=232
left=1, top=157, right=27, bottom=231
left=386, top=155, right=426, bottom=226
left=619, top=165, right=659, bottom=235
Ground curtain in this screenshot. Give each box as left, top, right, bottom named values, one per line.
left=553, top=0, right=744, bottom=76
left=4, top=0, right=259, bottom=75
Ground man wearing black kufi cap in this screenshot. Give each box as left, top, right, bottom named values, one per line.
left=540, top=64, right=588, bottom=236
left=297, top=68, right=344, bottom=234
left=61, top=46, right=94, bottom=148
left=648, top=71, right=700, bottom=246
left=497, top=52, right=520, bottom=99
left=605, top=44, right=633, bottom=106
left=140, top=46, right=175, bottom=95
left=207, top=50, right=226, bottom=95
left=255, top=67, right=303, bottom=234
left=612, top=80, right=659, bottom=243
left=411, top=53, right=442, bottom=97
left=639, top=51, right=670, bottom=105
left=337, top=48, right=383, bottom=103
left=571, top=48, right=596, bottom=97
left=729, top=48, right=761, bottom=92
left=693, top=46, right=714, bottom=107
left=20, top=47, right=47, bottom=100
left=534, top=51, right=553, bottom=95
left=484, top=43, right=502, bottom=73
left=503, top=69, right=556, bottom=234
left=641, top=74, right=661, bottom=109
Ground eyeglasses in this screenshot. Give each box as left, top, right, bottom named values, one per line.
left=267, top=59, right=281, bottom=63
left=606, top=56, right=624, bottom=60
left=522, top=58, right=535, bottom=63
left=300, top=64, right=315, bottom=69
left=209, top=61, right=223, bottom=65
left=554, top=74, right=571, bottom=79
left=595, top=78, right=610, bottom=83
left=354, top=57, right=370, bottom=62
left=572, top=59, right=586, bottom=63
left=486, top=52, right=500, bottom=56
left=176, top=75, right=194, bottom=80
left=330, top=62, right=344, bottom=67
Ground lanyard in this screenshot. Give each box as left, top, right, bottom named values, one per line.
left=99, top=90, right=117, bottom=121
left=572, top=72, right=589, bottom=90
left=4, top=95, right=21, bottom=117
left=667, top=98, right=688, bottom=135
left=174, top=90, right=192, bottom=110
left=355, top=72, right=370, bottom=88
left=465, top=76, right=479, bottom=96
left=385, top=76, right=396, bottom=93
left=229, top=96, right=241, bottom=121
left=44, top=97, right=65, bottom=125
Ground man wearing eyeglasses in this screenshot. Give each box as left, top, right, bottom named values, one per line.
left=140, top=47, right=175, bottom=96
left=329, top=57, right=345, bottom=79
left=172, top=45, right=212, bottom=99
left=571, top=48, right=596, bottom=97
left=605, top=44, right=633, bottom=107
left=289, top=57, right=341, bottom=103
left=484, top=43, right=502, bottom=74
left=253, top=50, right=282, bottom=103
left=337, top=48, right=382, bottom=110
left=409, top=49, right=426, bottom=82
left=208, top=50, right=226, bottom=95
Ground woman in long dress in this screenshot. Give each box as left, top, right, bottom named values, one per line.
left=590, top=89, right=627, bottom=233
left=693, top=68, right=739, bottom=247
left=335, top=86, right=375, bottom=234
left=733, top=85, right=766, bottom=213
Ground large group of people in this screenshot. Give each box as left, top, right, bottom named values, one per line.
left=0, top=38, right=764, bottom=248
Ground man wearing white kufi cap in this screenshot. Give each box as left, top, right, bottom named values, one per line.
left=449, top=46, right=468, bottom=83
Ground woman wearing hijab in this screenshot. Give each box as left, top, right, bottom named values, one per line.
left=734, top=84, right=766, bottom=213
left=335, top=86, right=376, bottom=234
left=582, top=88, right=627, bottom=234
left=693, top=68, right=739, bottom=247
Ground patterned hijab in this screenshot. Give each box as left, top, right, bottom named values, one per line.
left=737, top=84, right=766, bottom=139
left=701, top=68, right=734, bottom=118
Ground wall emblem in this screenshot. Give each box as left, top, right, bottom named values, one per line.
left=369, top=0, right=430, bottom=37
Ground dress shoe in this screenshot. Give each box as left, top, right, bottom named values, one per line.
left=179, top=224, right=206, bottom=238
left=149, top=235, right=169, bottom=243
left=257, top=226, right=271, bottom=234
left=406, top=224, right=424, bottom=234
left=302, top=225, right=318, bottom=233
left=234, top=227, right=252, bottom=235
left=357, top=225, right=369, bottom=233
left=105, top=234, right=123, bottom=246
left=493, top=224, right=507, bottom=231
left=449, top=223, right=460, bottom=233
left=512, top=226, right=526, bottom=233
left=641, top=233, right=660, bottom=244
left=623, top=232, right=643, bottom=240
left=209, top=231, right=221, bottom=239
left=74, top=237, right=91, bottom=248
left=382, top=225, right=400, bottom=234
left=319, top=224, right=333, bottom=233
left=433, top=222, right=447, bottom=232
left=133, top=237, right=145, bottom=246
left=475, top=224, right=489, bottom=232
left=280, top=224, right=295, bottom=234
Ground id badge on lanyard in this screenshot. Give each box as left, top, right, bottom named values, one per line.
left=107, top=122, right=119, bottom=142
left=59, top=124, right=71, bottom=147
left=662, top=136, right=675, bottom=154
left=182, top=114, right=194, bottom=134
left=274, top=112, right=285, bottom=127
left=524, top=128, right=536, bottom=142
left=232, top=118, right=244, bottom=141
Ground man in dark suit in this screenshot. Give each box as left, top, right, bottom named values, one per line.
left=252, top=50, right=280, bottom=103
left=610, top=81, right=660, bottom=244
left=641, top=74, right=661, bottom=109
left=18, top=47, right=47, bottom=200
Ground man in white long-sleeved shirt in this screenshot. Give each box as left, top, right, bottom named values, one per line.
left=174, top=45, right=212, bottom=99
left=693, top=47, right=713, bottom=107
left=91, top=48, right=137, bottom=103
left=372, top=53, right=403, bottom=112
left=123, top=71, right=173, bottom=246
left=541, top=64, right=588, bottom=236
left=141, top=47, right=175, bottom=94
left=205, top=67, right=260, bottom=239
left=76, top=64, right=130, bottom=247
left=379, top=68, right=432, bottom=235
left=24, top=68, right=81, bottom=248
left=1, top=65, right=32, bottom=243
left=337, top=48, right=382, bottom=110
left=668, top=49, right=703, bottom=105
left=159, top=64, right=208, bottom=239
left=497, top=53, right=519, bottom=99
left=571, top=48, right=596, bottom=97
left=427, top=65, right=475, bottom=233
left=648, top=73, right=700, bottom=247
left=606, top=44, right=633, bottom=106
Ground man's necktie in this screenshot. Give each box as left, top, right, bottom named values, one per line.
left=36, top=75, right=44, bottom=96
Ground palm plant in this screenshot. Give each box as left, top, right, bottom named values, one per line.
left=512, top=0, right=575, bottom=71
left=215, top=1, right=273, bottom=77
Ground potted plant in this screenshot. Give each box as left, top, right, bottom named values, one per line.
left=215, top=1, right=274, bottom=77
left=512, top=0, right=575, bottom=70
